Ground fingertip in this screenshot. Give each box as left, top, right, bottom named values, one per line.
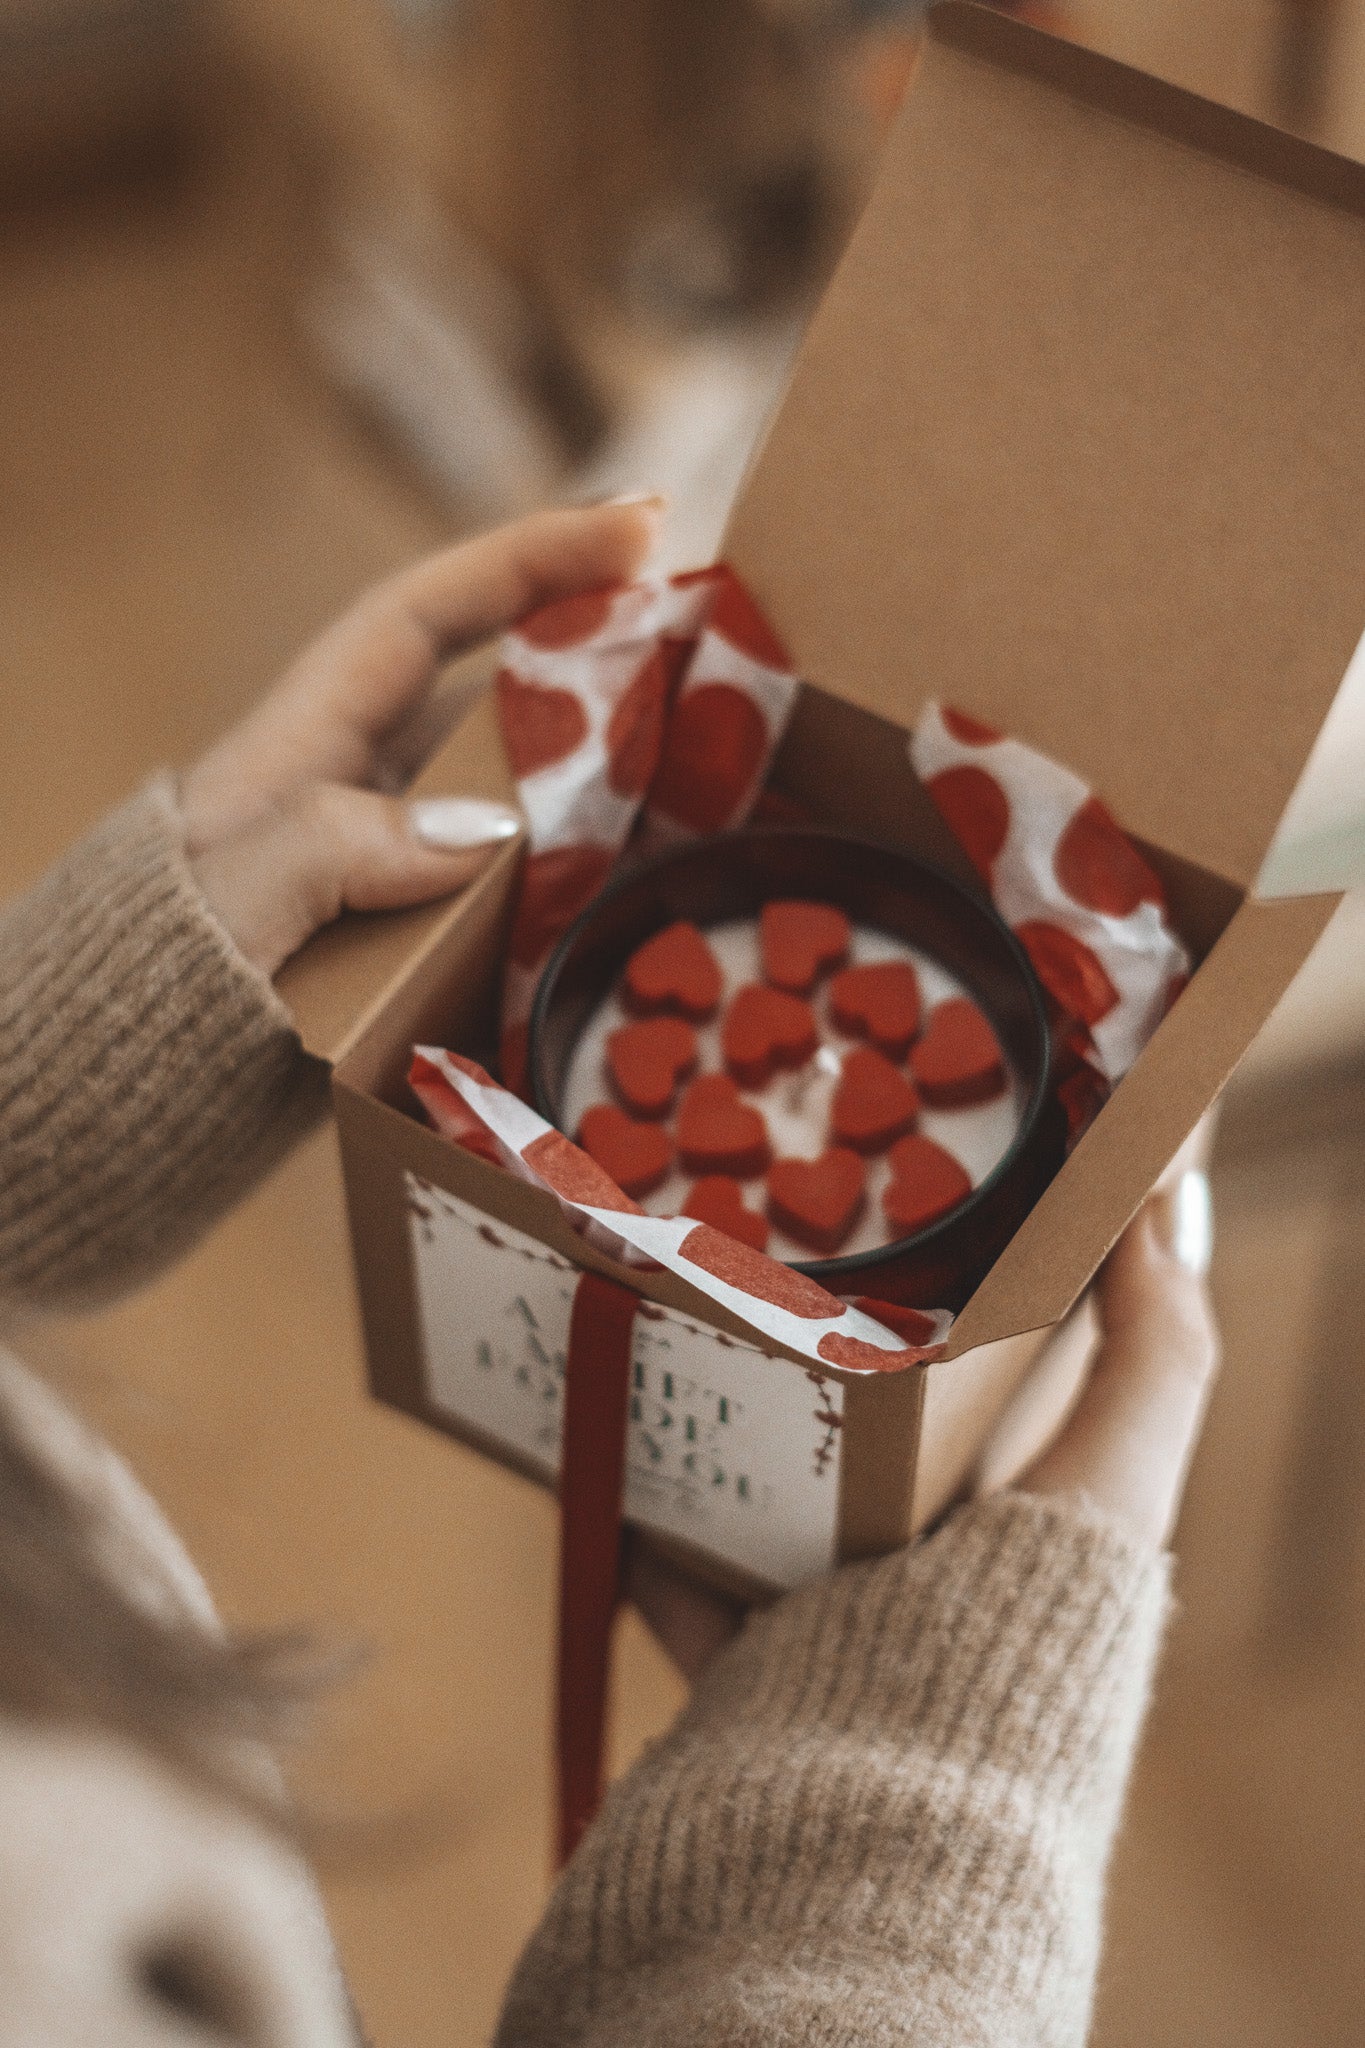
left=415, top=836, right=506, bottom=883
left=358, top=835, right=502, bottom=913
left=594, top=488, right=669, bottom=516
left=302, top=786, right=520, bottom=920
left=1098, top=1194, right=1220, bottom=1377
left=1097, top=1195, right=1215, bottom=1346
left=388, top=498, right=668, bottom=659
left=385, top=795, right=522, bottom=904
left=569, top=490, right=668, bottom=569
left=408, top=796, right=522, bottom=851
left=577, top=488, right=668, bottom=522
left=1152, top=1169, right=1214, bottom=1276
left=1106, top=1175, right=1213, bottom=1294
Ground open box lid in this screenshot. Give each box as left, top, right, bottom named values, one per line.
left=727, top=2, right=1365, bottom=897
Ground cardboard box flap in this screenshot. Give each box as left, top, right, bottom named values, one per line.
left=726, top=3, right=1365, bottom=892
left=944, top=885, right=1340, bottom=1355
left=276, top=673, right=515, bottom=1067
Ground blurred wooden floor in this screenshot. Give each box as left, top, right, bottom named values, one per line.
left=2, top=12, right=1364, bottom=2046
left=0, top=120, right=689, bottom=2048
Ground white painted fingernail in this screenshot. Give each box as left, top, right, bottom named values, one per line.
left=601, top=489, right=668, bottom=510
left=408, top=798, right=521, bottom=850
left=1156, top=1170, right=1213, bottom=1274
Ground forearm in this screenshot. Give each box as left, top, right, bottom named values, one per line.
left=497, top=1491, right=1170, bottom=2048
left=0, top=780, right=321, bottom=1309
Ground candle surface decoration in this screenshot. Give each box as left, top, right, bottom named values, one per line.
left=563, top=910, right=1021, bottom=1264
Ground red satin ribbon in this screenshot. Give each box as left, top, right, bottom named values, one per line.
left=556, top=1268, right=638, bottom=1865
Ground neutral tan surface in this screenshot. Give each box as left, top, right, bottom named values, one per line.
left=0, top=127, right=686, bottom=2048
left=3, top=14, right=1364, bottom=2046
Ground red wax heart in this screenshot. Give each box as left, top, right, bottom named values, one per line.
left=577, top=1105, right=672, bottom=1199
left=681, top=1175, right=769, bottom=1254
left=830, top=960, right=922, bottom=1059
left=760, top=900, right=851, bottom=995
left=768, top=1148, right=865, bottom=1256
left=830, top=1046, right=921, bottom=1154
left=676, top=1075, right=771, bottom=1180
left=605, top=1017, right=697, bottom=1119
left=882, top=1133, right=973, bottom=1235
left=909, top=997, right=1007, bottom=1107
left=622, top=921, right=723, bottom=1022
left=722, top=984, right=818, bottom=1089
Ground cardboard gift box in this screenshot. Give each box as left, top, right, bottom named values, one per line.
left=277, top=4, right=1365, bottom=1605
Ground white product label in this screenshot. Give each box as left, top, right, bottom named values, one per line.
left=405, top=1175, right=841, bottom=1588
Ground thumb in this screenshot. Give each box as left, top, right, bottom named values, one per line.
left=190, top=786, right=521, bottom=979
left=1019, top=1174, right=1220, bottom=1548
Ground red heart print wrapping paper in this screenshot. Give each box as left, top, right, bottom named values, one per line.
left=410, top=563, right=1190, bottom=1360
left=911, top=705, right=1189, bottom=1085
left=496, top=566, right=799, bottom=1095
left=409, top=1047, right=953, bottom=1371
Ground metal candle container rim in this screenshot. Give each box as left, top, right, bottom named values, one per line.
left=528, top=826, right=1055, bottom=1283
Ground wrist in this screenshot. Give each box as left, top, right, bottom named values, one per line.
left=176, top=756, right=259, bottom=861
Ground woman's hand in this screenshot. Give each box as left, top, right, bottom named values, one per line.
left=630, top=1139, right=1218, bottom=1680
left=624, top=1533, right=752, bottom=1686
left=180, top=499, right=664, bottom=979
left=1018, top=1149, right=1218, bottom=1548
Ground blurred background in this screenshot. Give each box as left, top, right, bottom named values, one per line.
left=3, top=2, right=1364, bottom=2043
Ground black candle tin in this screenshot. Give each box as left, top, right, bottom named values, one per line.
left=528, top=828, right=1064, bottom=1312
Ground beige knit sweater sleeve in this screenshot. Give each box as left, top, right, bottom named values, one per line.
left=3, top=786, right=1170, bottom=2048
left=0, top=780, right=319, bottom=1309
left=497, top=1490, right=1170, bottom=2048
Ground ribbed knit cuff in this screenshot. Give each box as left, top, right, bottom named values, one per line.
left=0, top=779, right=325, bottom=1309
left=497, top=1492, right=1171, bottom=2048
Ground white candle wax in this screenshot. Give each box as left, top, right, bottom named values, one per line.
left=560, top=918, right=1024, bottom=1264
